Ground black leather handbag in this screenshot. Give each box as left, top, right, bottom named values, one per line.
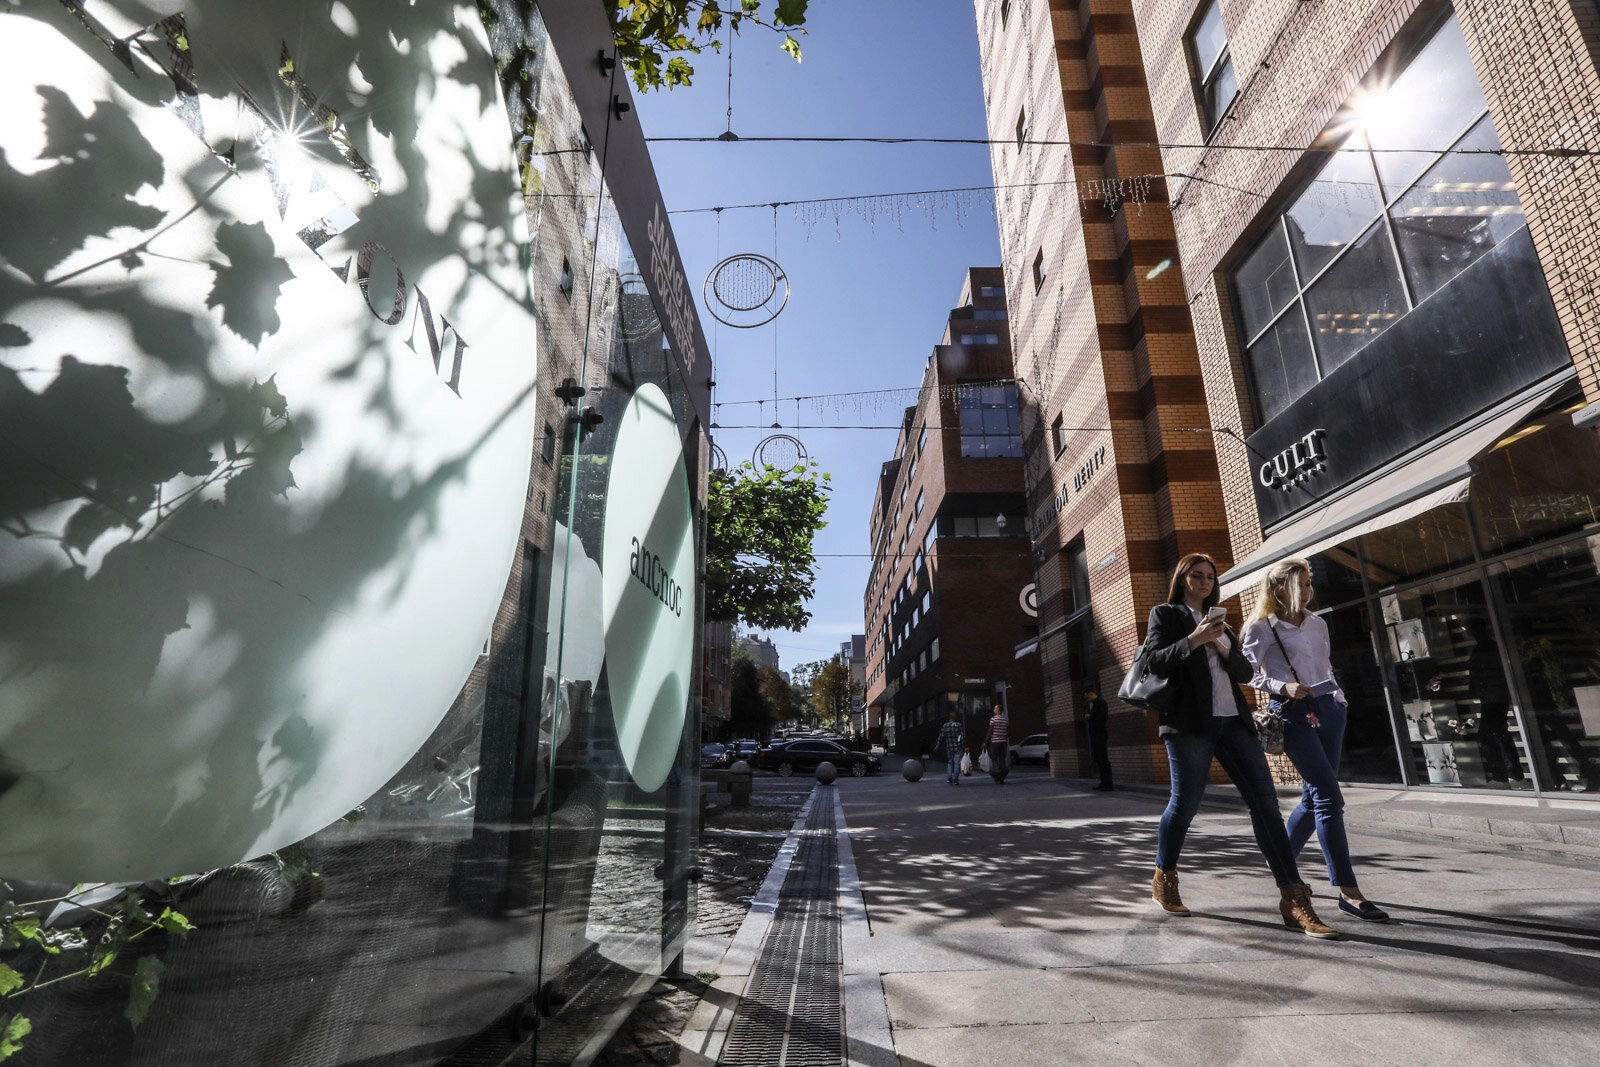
left=1117, top=634, right=1176, bottom=715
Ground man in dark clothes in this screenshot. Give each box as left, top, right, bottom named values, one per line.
left=1085, top=684, right=1113, bottom=791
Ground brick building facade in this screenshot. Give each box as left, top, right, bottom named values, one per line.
left=973, top=0, right=1234, bottom=785
left=862, top=268, right=1043, bottom=758
left=1125, top=0, right=1600, bottom=795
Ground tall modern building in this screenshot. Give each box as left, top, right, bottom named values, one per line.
left=863, top=268, right=1043, bottom=757
left=1126, top=0, right=1600, bottom=797
left=0, top=0, right=713, bottom=1061
left=973, top=1, right=1233, bottom=783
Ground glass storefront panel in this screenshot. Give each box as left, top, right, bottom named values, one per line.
left=1322, top=599, right=1404, bottom=783
left=1390, top=117, right=1526, bottom=303
left=1245, top=307, right=1318, bottom=424
left=1358, top=500, right=1476, bottom=587
left=1235, top=222, right=1298, bottom=340
left=1488, top=539, right=1600, bottom=794
left=1361, top=15, right=1490, bottom=197
left=1469, top=404, right=1600, bottom=557
left=1301, top=219, right=1408, bottom=374
left=0, top=1, right=702, bottom=1062
left=1283, top=141, right=1384, bottom=281
left=1377, top=570, right=1534, bottom=789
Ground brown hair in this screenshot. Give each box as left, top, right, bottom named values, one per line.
left=1166, top=552, right=1221, bottom=611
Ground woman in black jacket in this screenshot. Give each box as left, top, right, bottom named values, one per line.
left=1145, top=553, right=1335, bottom=938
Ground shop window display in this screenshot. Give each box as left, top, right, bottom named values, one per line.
left=1320, top=599, right=1403, bottom=784
left=1468, top=406, right=1600, bottom=557
left=1377, top=574, right=1535, bottom=789
left=1357, top=500, right=1476, bottom=587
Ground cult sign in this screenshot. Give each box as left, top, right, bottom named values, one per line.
left=1259, top=429, right=1329, bottom=492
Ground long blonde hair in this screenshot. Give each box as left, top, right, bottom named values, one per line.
left=1248, top=558, right=1312, bottom=626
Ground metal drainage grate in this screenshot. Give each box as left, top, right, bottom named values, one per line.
left=720, top=795, right=845, bottom=1067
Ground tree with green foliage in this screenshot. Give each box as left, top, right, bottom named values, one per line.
left=811, top=654, right=859, bottom=732
left=707, top=462, right=830, bottom=632
left=757, top=665, right=793, bottom=722
left=608, top=0, right=809, bottom=92
left=729, top=643, right=775, bottom=739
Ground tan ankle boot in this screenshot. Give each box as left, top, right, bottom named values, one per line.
left=1280, top=883, right=1338, bottom=938
left=1152, top=868, right=1190, bottom=915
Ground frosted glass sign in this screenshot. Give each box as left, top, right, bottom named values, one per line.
left=0, top=0, right=536, bottom=880
left=602, top=384, right=696, bottom=792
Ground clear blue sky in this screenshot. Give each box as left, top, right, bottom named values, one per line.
left=634, top=0, right=1002, bottom=673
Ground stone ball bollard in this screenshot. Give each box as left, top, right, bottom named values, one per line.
left=728, top=760, right=753, bottom=807
left=901, top=759, right=924, bottom=782
left=815, top=761, right=838, bottom=784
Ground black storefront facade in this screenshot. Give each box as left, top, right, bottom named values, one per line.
left=1, top=1, right=710, bottom=1063
left=1217, top=11, right=1600, bottom=798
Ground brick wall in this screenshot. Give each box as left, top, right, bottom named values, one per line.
left=976, top=0, right=1235, bottom=787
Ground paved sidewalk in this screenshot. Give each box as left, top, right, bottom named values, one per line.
left=835, top=765, right=1600, bottom=1066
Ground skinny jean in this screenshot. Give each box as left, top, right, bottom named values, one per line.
left=1277, top=694, right=1358, bottom=888
left=1156, top=714, right=1302, bottom=887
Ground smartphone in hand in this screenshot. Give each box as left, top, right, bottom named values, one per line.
left=1206, top=605, right=1227, bottom=623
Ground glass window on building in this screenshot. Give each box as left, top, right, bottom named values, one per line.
left=1189, top=0, right=1238, bottom=132
left=958, top=382, right=1023, bottom=457
left=960, top=333, right=1002, bottom=345
left=1488, top=539, right=1600, bottom=793
left=1230, top=13, right=1525, bottom=423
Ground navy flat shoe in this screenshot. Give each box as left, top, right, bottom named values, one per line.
left=1338, top=897, right=1389, bottom=923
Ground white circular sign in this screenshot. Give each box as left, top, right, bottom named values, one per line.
left=601, top=385, right=697, bottom=792
left=0, top=4, right=536, bottom=881
left=1020, top=583, right=1039, bottom=617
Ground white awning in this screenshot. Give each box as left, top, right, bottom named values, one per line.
left=1217, top=376, right=1570, bottom=601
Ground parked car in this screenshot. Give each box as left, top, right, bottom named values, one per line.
left=700, top=743, right=729, bottom=769
left=755, top=738, right=881, bottom=778
left=732, top=740, right=760, bottom=763
left=1010, top=733, right=1049, bottom=766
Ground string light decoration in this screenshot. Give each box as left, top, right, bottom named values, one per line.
left=703, top=252, right=790, bottom=327
left=753, top=433, right=807, bottom=469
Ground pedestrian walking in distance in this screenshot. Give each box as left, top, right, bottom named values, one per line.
left=1143, top=552, right=1336, bottom=938
left=1242, top=558, right=1389, bottom=923
left=986, top=705, right=1010, bottom=784
left=938, top=709, right=965, bottom=785
left=1085, top=684, right=1113, bottom=791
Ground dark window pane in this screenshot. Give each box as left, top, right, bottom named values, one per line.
left=1204, top=59, right=1238, bottom=129
left=1390, top=116, right=1526, bottom=302
left=1468, top=411, right=1600, bottom=557
left=1361, top=15, right=1490, bottom=196
left=1302, top=220, right=1408, bottom=373
left=1235, top=223, right=1298, bottom=340
left=1244, top=308, right=1318, bottom=423
left=1284, top=143, right=1385, bottom=280
left=1489, top=540, right=1600, bottom=793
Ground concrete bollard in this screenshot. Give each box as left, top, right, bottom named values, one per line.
left=816, top=761, right=837, bottom=784
left=901, top=759, right=924, bottom=782
left=727, top=760, right=752, bottom=807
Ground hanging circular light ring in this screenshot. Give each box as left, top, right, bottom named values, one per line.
left=710, top=443, right=729, bottom=473
left=704, top=253, right=789, bottom=328
left=754, top=433, right=807, bottom=470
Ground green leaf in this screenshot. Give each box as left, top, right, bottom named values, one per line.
left=155, top=908, right=195, bottom=936
left=1, top=1013, right=32, bottom=1060
left=125, top=957, right=163, bottom=1032
left=0, top=964, right=23, bottom=997
left=781, top=33, right=802, bottom=61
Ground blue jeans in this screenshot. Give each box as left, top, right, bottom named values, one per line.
left=1156, top=715, right=1302, bottom=887
left=1278, top=695, right=1358, bottom=888
left=945, top=750, right=962, bottom=782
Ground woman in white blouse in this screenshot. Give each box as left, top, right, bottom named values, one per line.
left=1242, top=558, right=1389, bottom=923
